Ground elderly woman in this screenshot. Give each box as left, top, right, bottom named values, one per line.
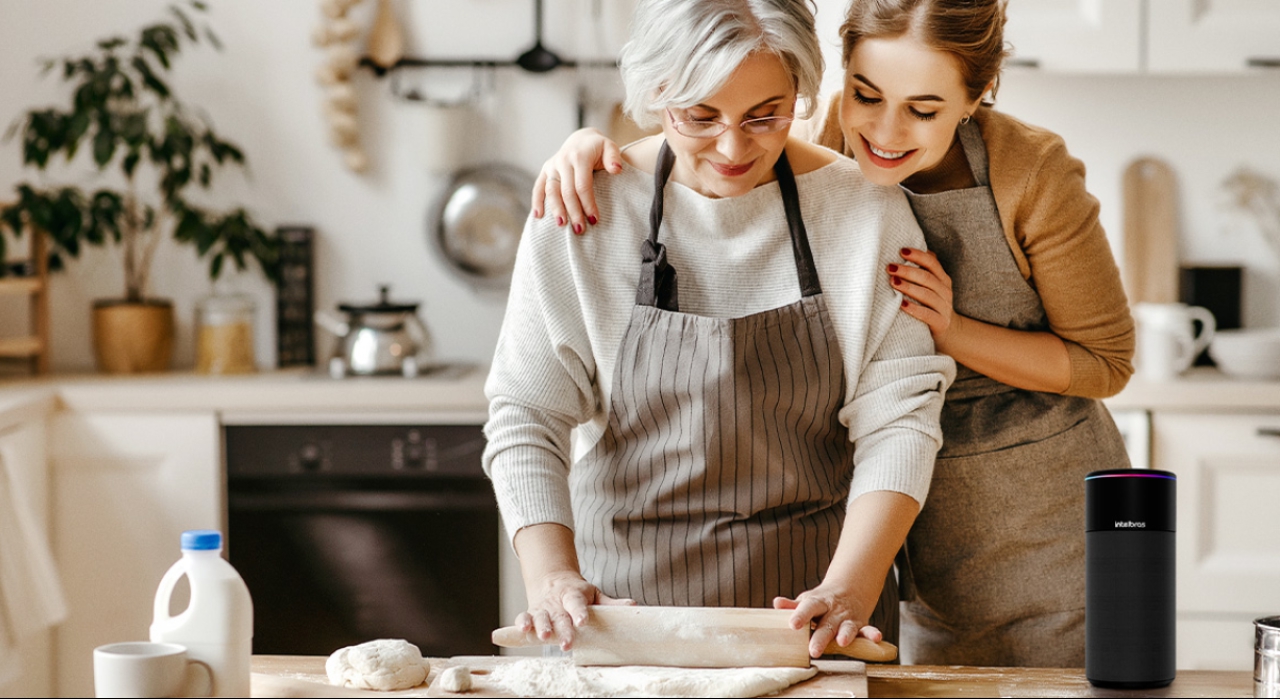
left=482, top=0, right=953, bottom=657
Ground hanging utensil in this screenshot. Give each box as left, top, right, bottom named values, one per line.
left=515, top=0, right=563, bottom=72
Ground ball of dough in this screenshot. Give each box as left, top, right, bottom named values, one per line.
left=326, top=639, right=428, bottom=691
left=438, top=665, right=472, bottom=693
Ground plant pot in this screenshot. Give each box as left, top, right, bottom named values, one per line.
left=92, top=299, right=175, bottom=373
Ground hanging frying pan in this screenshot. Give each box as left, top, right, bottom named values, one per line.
left=431, top=163, right=535, bottom=291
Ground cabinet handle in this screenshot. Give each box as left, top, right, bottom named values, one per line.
left=1256, top=427, right=1280, bottom=438
left=1006, top=57, right=1041, bottom=69
left=1247, top=57, right=1280, bottom=68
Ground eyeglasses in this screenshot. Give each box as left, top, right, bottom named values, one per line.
left=666, top=109, right=794, bottom=139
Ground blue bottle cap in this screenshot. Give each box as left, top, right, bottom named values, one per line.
left=181, top=530, right=223, bottom=551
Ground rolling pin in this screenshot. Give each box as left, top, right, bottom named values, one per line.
left=491, top=605, right=897, bottom=668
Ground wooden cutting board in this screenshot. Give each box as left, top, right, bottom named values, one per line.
left=1122, top=156, right=1181, bottom=304
left=424, top=656, right=869, bottom=698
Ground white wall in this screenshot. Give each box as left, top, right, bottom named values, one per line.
left=1, top=0, right=1279, bottom=373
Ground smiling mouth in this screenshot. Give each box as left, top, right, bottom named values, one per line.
left=861, top=136, right=915, bottom=167
left=710, top=161, right=755, bottom=177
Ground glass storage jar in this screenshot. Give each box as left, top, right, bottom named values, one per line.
left=195, top=294, right=256, bottom=374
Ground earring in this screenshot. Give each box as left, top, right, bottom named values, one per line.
left=960, top=114, right=971, bottom=125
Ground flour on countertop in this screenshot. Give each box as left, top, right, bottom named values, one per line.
left=486, top=658, right=818, bottom=698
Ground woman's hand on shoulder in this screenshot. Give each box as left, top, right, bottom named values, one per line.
left=774, top=587, right=883, bottom=659
left=887, top=247, right=960, bottom=349
left=532, top=128, right=624, bottom=235
left=517, top=571, right=635, bottom=650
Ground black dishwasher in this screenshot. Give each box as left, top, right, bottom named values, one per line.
left=224, top=424, right=499, bottom=657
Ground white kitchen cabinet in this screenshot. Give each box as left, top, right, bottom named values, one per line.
left=1148, top=0, right=1280, bottom=73
left=0, top=418, right=53, bottom=698
left=1004, top=0, right=1143, bottom=73
left=1004, top=0, right=1280, bottom=74
left=1151, top=412, right=1280, bottom=670
left=49, top=411, right=221, bottom=698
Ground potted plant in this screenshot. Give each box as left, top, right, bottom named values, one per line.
left=0, top=1, right=279, bottom=373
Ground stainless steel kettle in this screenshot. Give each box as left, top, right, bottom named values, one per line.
left=314, top=285, right=433, bottom=377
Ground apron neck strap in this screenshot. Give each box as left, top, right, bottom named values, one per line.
left=956, top=119, right=991, bottom=187
left=773, top=148, right=822, bottom=298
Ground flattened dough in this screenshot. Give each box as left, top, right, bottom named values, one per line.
left=326, top=638, right=429, bottom=691
left=487, top=658, right=818, bottom=698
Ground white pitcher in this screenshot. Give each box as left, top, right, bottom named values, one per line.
left=1133, top=302, right=1216, bottom=381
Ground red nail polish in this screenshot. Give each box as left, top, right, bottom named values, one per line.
left=574, top=223, right=583, bottom=234
left=901, top=299, right=910, bottom=308
left=557, top=216, right=564, bottom=227
left=533, top=209, right=541, bottom=218
left=887, top=264, right=898, bottom=273
left=891, top=277, right=902, bottom=286
left=588, top=215, right=598, bottom=225
left=900, top=248, right=911, bottom=257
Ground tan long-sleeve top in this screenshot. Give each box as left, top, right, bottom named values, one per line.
left=802, top=94, right=1134, bottom=399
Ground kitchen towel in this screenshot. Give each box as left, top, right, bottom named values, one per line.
left=0, top=443, right=67, bottom=687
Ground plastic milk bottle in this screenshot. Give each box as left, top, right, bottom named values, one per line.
left=150, top=530, right=253, bottom=697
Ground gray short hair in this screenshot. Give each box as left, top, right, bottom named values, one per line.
left=620, top=0, right=823, bottom=130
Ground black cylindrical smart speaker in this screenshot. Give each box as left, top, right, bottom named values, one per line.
left=1085, top=468, right=1176, bottom=689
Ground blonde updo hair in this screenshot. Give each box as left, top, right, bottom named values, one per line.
left=620, top=0, right=824, bottom=130
left=840, top=0, right=1009, bottom=104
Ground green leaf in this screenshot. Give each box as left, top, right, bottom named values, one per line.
left=97, top=37, right=127, bottom=51
left=92, top=120, right=116, bottom=167
left=123, top=150, right=141, bottom=177
left=169, top=5, right=198, bottom=40
left=199, top=162, right=211, bottom=187
left=203, top=26, right=221, bottom=50
left=210, top=252, right=224, bottom=279
left=189, top=0, right=208, bottom=11
left=131, top=55, right=170, bottom=98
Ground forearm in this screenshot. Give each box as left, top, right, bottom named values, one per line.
left=821, top=490, right=919, bottom=617
left=937, top=313, right=1072, bottom=393
left=512, top=522, right=583, bottom=592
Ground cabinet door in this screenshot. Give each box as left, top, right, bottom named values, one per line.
left=50, top=412, right=220, bottom=698
left=1004, top=0, right=1143, bottom=72
left=1148, top=0, right=1280, bottom=72
left=1152, top=412, right=1280, bottom=669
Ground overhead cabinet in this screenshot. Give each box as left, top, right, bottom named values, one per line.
left=1005, top=0, right=1280, bottom=74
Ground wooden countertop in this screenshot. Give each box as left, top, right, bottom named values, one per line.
left=251, top=656, right=1255, bottom=697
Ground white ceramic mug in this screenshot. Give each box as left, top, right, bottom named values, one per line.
left=93, top=642, right=211, bottom=698
left=1133, top=302, right=1216, bottom=381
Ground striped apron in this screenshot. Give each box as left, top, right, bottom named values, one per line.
left=897, top=121, right=1129, bottom=667
left=570, top=142, right=897, bottom=642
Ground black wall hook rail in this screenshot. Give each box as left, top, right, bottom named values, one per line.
left=359, top=55, right=618, bottom=77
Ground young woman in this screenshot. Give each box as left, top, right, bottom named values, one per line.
left=485, top=0, right=953, bottom=659
left=527, top=0, right=1134, bottom=668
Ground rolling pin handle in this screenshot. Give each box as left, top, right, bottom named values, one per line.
left=821, top=637, right=899, bottom=663
left=491, top=626, right=543, bottom=648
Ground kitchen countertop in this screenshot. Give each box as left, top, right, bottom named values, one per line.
left=249, top=655, right=1255, bottom=697
left=0, top=364, right=1277, bottom=421
left=0, top=363, right=490, bottom=416
left=1105, top=366, right=1280, bottom=411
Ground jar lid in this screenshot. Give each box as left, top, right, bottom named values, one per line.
left=338, top=285, right=419, bottom=315
left=198, top=293, right=256, bottom=313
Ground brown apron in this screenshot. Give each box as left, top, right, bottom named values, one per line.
left=570, top=142, right=898, bottom=643
left=897, top=121, right=1129, bottom=667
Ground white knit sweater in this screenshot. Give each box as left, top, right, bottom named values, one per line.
left=483, top=152, right=955, bottom=541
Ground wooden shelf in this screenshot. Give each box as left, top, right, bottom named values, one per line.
left=0, top=204, right=49, bottom=374
left=0, top=336, right=43, bottom=358
left=0, top=277, right=43, bottom=295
